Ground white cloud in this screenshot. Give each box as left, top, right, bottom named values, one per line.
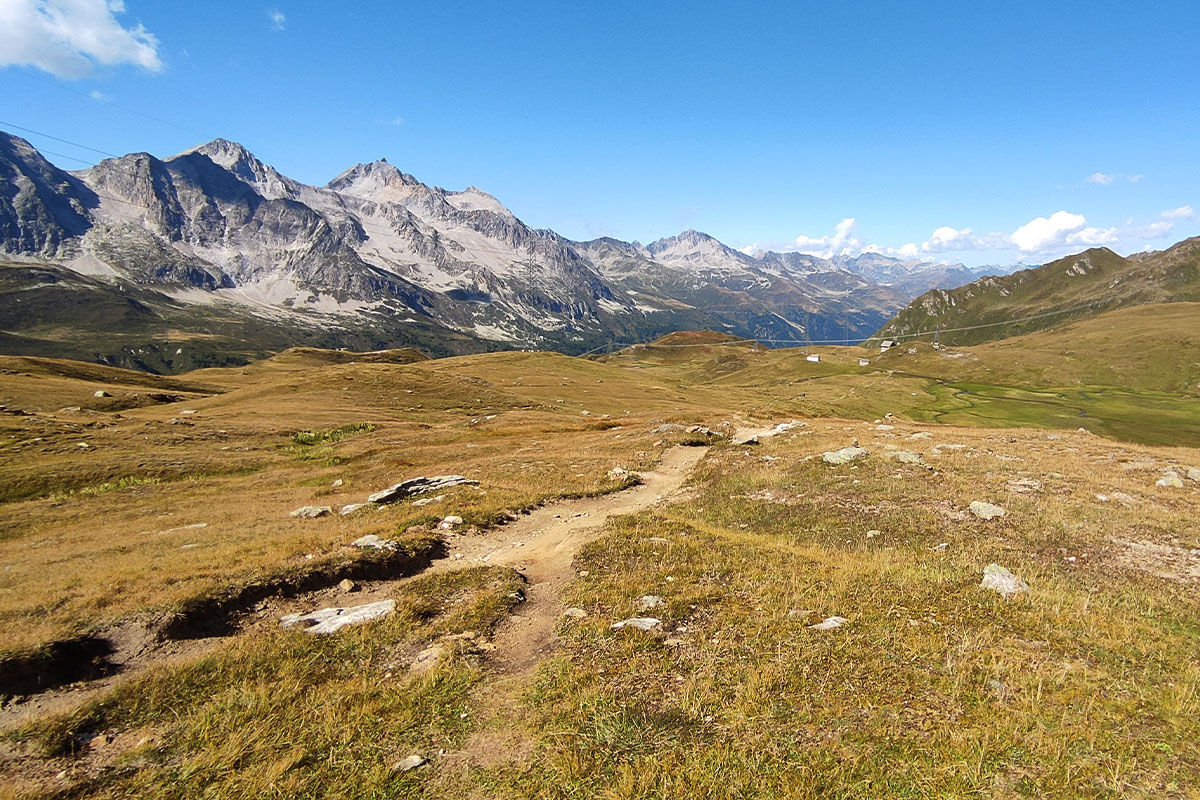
left=1010, top=210, right=1088, bottom=252
left=380, top=116, right=405, bottom=126
left=1161, top=205, right=1195, bottom=221
left=791, top=217, right=861, bottom=259
left=1130, top=221, right=1174, bottom=239
left=1128, top=174, right=1144, bottom=183
left=922, top=226, right=977, bottom=252
left=738, top=243, right=760, bottom=255
left=895, top=242, right=919, bottom=259
left=0, top=0, right=162, bottom=78
left=1085, top=172, right=1114, bottom=185
left=89, top=88, right=109, bottom=101
left=268, top=8, right=285, bottom=31
left=1065, top=226, right=1118, bottom=246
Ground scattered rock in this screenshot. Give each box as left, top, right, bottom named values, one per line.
left=641, top=537, right=671, bottom=545
left=931, top=542, right=949, bottom=552
left=888, top=450, right=925, bottom=465
left=562, top=607, right=588, bottom=619
left=637, top=595, right=665, bottom=612
left=351, top=534, right=398, bottom=550
left=876, top=424, right=895, bottom=431
left=980, top=564, right=1029, bottom=598
left=1007, top=478, right=1042, bottom=494
left=410, top=645, right=443, bottom=673
left=969, top=501, right=1006, bottom=520
left=93, top=390, right=110, bottom=398
left=338, top=578, right=358, bottom=593
left=368, top=475, right=479, bottom=505
left=439, top=515, right=464, bottom=529
left=1156, top=470, right=1185, bottom=488
left=392, top=754, right=427, bottom=773
left=822, top=446, right=869, bottom=465
left=808, top=616, right=848, bottom=631
left=607, top=466, right=629, bottom=481
left=412, top=494, right=445, bottom=507
left=331, top=478, right=343, bottom=488
left=611, top=617, right=661, bottom=631
left=280, top=599, right=396, bottom=634
left=1187, top=467, right=1200, bottom=482
left=290, top=505, right=332, bottom=519
left=733, top=434, right=760, bottom=445
left=865, top=529, right=881, bottom=538
left=339, top=503, right=366, bottom=516
left=909, top=432, right=932, bottom=440
left=664, top=637, right=686, bottom=647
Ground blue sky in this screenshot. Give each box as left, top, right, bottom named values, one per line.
left=1, top=0, right=1197, bottom=265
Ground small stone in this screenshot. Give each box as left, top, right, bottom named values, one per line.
left=93, top=390, right=110, bottom=398
left=909, top=432, right=932, bottom=440
left=411, top=645, right=443, bottom=673
left=611, top=617, right=661, bottom=631
left=331, top=478, right=344, bottom=488
left=808, top=616, right=848, bottom=631
left=969, top=501, right=1006, bottom=520
left=664, top=637, right=686, bottom=647
left=338, top=578, right=358, bottom=593
left=931, top=542, right=949, bottom=552
left=1156, top=471, right=1185, bottom=488
left=339, top=503, right=366, bottom=516
left=578, top=570, right=590, bottom=578
left=980, top=564, right=1029, bottom=597
left=563, top=607, right=588, bottom=619
left=637, top=595, right=665, bottom=612
left=889, top=450, right=924, bottom=465
left=439, top=515, right=464, bottom=529
left=393, top=754, right=427, bottom=773
left=607, top=466, right=629, bottom=481
left=290, top=505, right=332, bottom=519
left=865, top=529, right=881, bottom=538
left=1187, top=467, right=1200, bottom=482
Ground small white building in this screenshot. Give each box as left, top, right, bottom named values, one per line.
left=859, top=358, right=870, bottom=366
left=880, top=339, right=897, bottom=353
left=806, top=354, right=821, bottom=363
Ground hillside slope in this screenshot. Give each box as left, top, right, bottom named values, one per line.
left=875, top=238, right=1200, bottom=346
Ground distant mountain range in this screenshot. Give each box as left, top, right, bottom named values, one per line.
left=1, top=129, right=1017, bottom=371
left=875, top=239, right=1200, bottom=346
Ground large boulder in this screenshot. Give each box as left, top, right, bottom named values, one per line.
left=368, top=475, right=478, bottom=504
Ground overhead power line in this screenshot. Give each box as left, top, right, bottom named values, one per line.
left=0, top=120, right=120, bottom=158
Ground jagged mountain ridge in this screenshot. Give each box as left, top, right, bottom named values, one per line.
left=2, top=130, right=999, bottom=368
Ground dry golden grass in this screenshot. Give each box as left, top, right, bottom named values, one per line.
left=1, top=337, right=1198, bottom=798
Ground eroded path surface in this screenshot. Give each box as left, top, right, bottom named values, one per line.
left=436, top=443, right=711, bottom=673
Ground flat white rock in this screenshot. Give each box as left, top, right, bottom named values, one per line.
left=280, top=599, right=396, bottom=634
left=980, top=564, right=1028, bottom=598
left=808, top=616, right=848, bottom=631
left=969, top=501, right=1006, bottom=520
left=822, top=446, right=869, bottom=465
left=611, top=617, right=661, bottom=631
